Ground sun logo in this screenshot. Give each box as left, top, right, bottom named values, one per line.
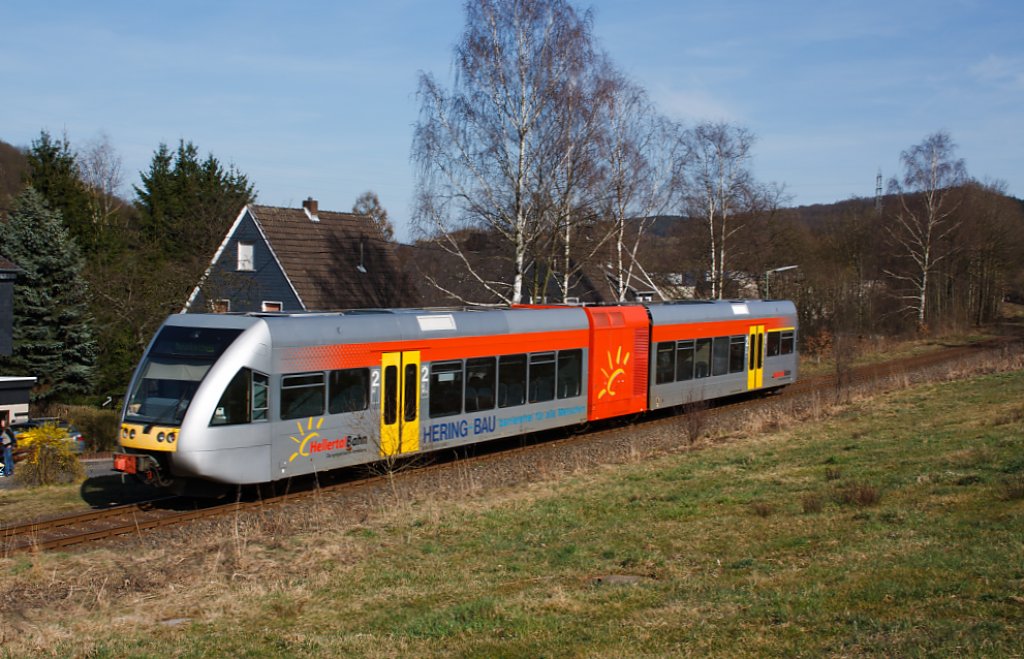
left=598, top=346, right=630, bottom=399
left=289, top=417, right=324, bottom=462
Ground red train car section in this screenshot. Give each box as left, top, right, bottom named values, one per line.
left=584, top=305, right=650, bottom=421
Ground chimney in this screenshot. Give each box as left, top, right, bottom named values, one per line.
left=302, top=197, right=319, bottom=222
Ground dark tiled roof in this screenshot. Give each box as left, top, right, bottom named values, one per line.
left=249, top=205, right=415, bottom=310
left=0, top=256, right=21, bottom=272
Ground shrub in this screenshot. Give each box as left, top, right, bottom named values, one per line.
left=749, top=501, right=773, bottom=517
left=801, top=493, right=824, bottom=514
left=834, top=482, right=881, bottom=507
left=63, top=404, right=120, bottom=452
left=14, top=423, right=86, bottom=486
left=1001, top=474, right=1024, bottom=501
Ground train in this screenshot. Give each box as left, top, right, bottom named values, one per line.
left=113, top=300, right=798, bottom=492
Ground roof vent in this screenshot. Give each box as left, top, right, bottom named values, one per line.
left=302, top=197, right=319, bottom=222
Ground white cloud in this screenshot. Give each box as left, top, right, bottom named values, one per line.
left=969, top=55, right=1024, bottom=90
left=650, top=85, right=741, bottom=123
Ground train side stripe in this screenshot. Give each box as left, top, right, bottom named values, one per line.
left=277, top=328, right=590, bottom=372
left=651, top=318, right=792, bottom=342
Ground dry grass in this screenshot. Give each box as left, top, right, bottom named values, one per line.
left=0, top=339, right=1021, bottom=656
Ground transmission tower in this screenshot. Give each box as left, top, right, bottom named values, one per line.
left=875, top=169, right=883, bottom=214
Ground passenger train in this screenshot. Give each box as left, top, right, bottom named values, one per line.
left=113, top=300, right=798, bottom=491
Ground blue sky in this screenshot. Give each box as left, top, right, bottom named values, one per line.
left=1, top=0, right=1020, bottom=241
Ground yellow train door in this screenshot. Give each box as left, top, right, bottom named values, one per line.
left=747, top=325, right=765, bottom=390
left=380, top=351, right=421, bottom=457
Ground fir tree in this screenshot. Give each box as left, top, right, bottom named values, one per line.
left=24, top=130, right=96, bottom=253
left=134, top=140, right=255, bottom=258
left=0, top=187, right=97, bottom=403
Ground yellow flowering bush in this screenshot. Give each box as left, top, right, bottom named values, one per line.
left=14, top=423, right=86, bottom=486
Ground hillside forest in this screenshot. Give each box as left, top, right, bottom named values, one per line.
left=1, top=0, right=1023, bottom=411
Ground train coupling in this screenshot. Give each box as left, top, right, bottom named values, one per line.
left=112, top=452, right=168, bottom=486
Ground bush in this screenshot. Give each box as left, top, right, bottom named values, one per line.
left=62, top=404, right=120, bottom=453
left=14, top=423, right=86, bottom=486
left=834, top=482, right=882, bottom=507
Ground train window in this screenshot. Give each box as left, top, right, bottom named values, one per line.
left=655, top=342, right=675, bottom=384
left=498, top=354, right=527, bottom=408
left=766, top=331, right=781, bottom=357
left=729, top=336, right=746, bottom=373
left=211, top=368, right=252, bottom=426
left=676, top=340, right=695, bottom=381
left=429, top=361, right=463, bottom=418
left=329, top=368, right=369, bottom=414
left=281, top=372, right=325, bottom=420
left=404, top=364, right=418, bottom=422
left=253, top=372, right=269, bottom=421
left=557, top=349, right=582, bottom=399
left=780, top=331, right=795, bottom=355
left=694, top=338, right=712, bottom=379
left=383, top=365, right=397, bottom=425
left=465, top=357, right=496, bottom=412
left=711, top=337, right=730, bottom=376
left=529, top=352, right=556, bottom=403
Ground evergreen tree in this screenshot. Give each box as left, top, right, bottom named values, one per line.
left=0, top=187, right=97, bottom=403
left=134, top=140, right=255, bottom=258
left=24, top=130, right=97, bottom=253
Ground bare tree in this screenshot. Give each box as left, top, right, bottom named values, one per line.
left=77, top=131, right=125, bottom=230
left=885, top=131, right=967, bottom=332
left=596, top=74, right=683, bottom=301
left=681, top=122, right=756, bottom=299
left=412, top=0, right=597, bottom=305
left=352, top=190, right=396, bottom=241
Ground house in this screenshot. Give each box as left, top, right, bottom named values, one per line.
left=402, top=227, right=688, bottom=306
left=0, top=256, right=19, bottom=356
left=0, top=256, right=34, bottom=424
left=184, top=198, right=417, bottom=313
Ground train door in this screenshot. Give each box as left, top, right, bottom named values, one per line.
left=380, top=351, right=421, bottom=457
left=747, top=325, right=765, bottom=389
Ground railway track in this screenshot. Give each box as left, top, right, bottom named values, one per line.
left=3, top=334, right=1019, bottom=555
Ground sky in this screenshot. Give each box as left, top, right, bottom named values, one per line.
left=1, top=0, right=1021, bottom=242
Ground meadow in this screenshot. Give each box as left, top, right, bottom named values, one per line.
left=0, top=358, right=1022, bottom=656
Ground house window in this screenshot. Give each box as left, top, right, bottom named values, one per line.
left=237, top=242, right=254, bottom=271
left=210, top=299, right=230, bottom=313
left=262, top=301, right=282, bottom=312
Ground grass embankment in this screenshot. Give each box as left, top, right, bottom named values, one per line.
left=3, top=368, right=1024, bottom=656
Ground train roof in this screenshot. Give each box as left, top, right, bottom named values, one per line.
left=159, top=299, right=797, bottom=348
left=162, top=305, right=591, bottom=347
left=644, top=299, right=797, bottom=324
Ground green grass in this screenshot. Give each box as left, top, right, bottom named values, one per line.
left=4, top=369, right=1024, bottom=657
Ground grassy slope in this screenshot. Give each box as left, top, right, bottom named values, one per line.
left=5, top=369, right=1024, bottom=657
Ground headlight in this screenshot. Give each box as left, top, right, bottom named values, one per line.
left=168, top=433, right=176, bottom=443
left=157, top=432, right=165, bottom=442
left=129, top=429, right=136, bottom=439
left=121, top=427, right=128, bottom=439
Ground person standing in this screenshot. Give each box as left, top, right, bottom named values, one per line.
left=0, top=418, right=15, bottom=477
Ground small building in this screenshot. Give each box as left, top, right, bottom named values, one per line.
left=0, top=376, right=36, bottom=425
left=0, top=256, right=19, bottom=356
left=0, top=256, right=34, bottom=424
left=184, top=198, right=417, bottom=313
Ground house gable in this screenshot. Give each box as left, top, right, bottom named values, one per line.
left=184, top=207, right=303, bottom=313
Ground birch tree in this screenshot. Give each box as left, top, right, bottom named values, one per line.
left=885, top=131, right=967, bottom=332
left=596, top=74, right=682, bottom=301
left=412, top=0, right=596, bottom=304
left=681, top=122, right=756, bottom=299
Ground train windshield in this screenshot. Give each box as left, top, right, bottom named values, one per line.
left=125, top=326, right=243, bottom=425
